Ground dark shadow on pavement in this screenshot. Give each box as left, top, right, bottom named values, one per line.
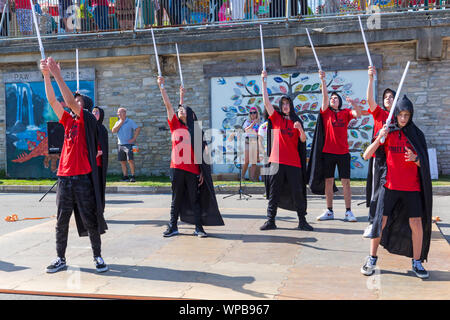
left=0, top=260, right=29, bottom=272
left=79, top=264, right=265, bottom=298
left=380, top=269, right=450, bottom=281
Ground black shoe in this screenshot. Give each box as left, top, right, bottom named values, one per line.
left=129, top=175, right=136, bottom=182
left=260, top=220, right=277, bottom=230
left=412, top=259, right=429, bottom=279
left=121, top=175, right=129, bottom=182
left=163, top=225, right=179, bottom=237
left=94, top=256, right=108, bottom=273
left=46, top=257, right=67, bottom=273
left=298, top=217, right=314, bottom=231
left=194, top=226, right=208, bottom=238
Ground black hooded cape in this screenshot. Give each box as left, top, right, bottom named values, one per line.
left=72, top=96, right=108, bottom=236
left=96, top=107, right=109, bottom=211
left=263, top=96, right=308, bottom=212
left=176, top=106, right=224, bottom=226
left=370, top=96, right=432, bottom=261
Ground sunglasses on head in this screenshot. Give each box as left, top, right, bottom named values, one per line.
left=249, top=111, right=257, bottom=114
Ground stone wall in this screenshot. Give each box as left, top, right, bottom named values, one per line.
left=1, top=12, right=449, bottom=177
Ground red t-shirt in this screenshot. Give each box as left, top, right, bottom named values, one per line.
left=167, top=115, right=200, bottom=175
left=321, top=107, right=355, bottom=154
left=268, top=112, right=301, bottom=168
left=369, top=105, right=389, bottom=139
left=96, top=144, right=102, bottom=167
left=369, top=105, right=389, bottom=158
left=57, top=111, right=92, bottom=176
left=15, top=0, right=32, bottom=10
left=384, top=130, right=421, bottom=192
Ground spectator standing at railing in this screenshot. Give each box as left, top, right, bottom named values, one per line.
left=14, top=0, right=32, bottom=35
left=58, top=0, right=74, bottom=32
left=142, top=0, right=156, bottom=27
left=91, top=0, right=110, bottom=30
left=115, top=0, right=135, bottom=29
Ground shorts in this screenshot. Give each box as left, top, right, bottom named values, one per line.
left=118, top=144, right=134, bottom=161
left=322, top=153, right=350, bottom=179
left=383, top=188, right=423, bottom=218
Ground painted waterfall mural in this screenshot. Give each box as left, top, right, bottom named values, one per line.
left=5, top=78, right=95, bottom=178
left=210, top=70, right=375, bottom=179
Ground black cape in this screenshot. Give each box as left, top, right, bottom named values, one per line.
left=365, top=88, right=396, bottom=212
left=176, top=107, right=224, bottom=226
left=263, top=97, right=308, bottom=212
left=73, top=108, right=108, bottom=237
left=96, top=107, right=109, bottom=211
left=306, top=111, right=338, bottom=195
left=371, top=96, right=432, bottom=261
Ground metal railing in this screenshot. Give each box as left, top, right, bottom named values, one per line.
left=0, top=0, right=449, bottom=39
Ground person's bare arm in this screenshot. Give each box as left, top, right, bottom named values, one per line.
left=363, top=125, right=387, bottom=160
left=367, top=66, right=377, bottom=112
left=158, top=76, right=175, bottom=120
left=179, top=85, right=185, bottom=106
left=294, top=121, right=307, bottom=143
left=320, top=70, right=329, bottom=112
left=47, top=57, right=81, bottom=116
left=129, top=126, right=141, bottom=144
left=40, top=59, right=64, bottom=120
left=261, top=70, right=274, bottom=116
left=111, top=120, right=123, bottom=133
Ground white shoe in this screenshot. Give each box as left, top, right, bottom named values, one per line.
left=317, top=209, right=334, bottom=221
left=345, top=210, right=357, bottom=222
left=361, top=256, right=377, bottom=276
left=363, top=224, right=373, bottom=238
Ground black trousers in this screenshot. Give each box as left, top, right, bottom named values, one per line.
left=169, top=168, right=202, bottom=227
left=266, top=163, right=306, bottom=221
left=56, top=174, right=101, bottom=258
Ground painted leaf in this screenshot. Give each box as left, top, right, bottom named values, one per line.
left=280, top=86, right=287, bottom=94
left=303, top=84, right=312, bottom=92
left=348, top=141, right=354, bottom=147
left=235, top=82, right=244, bottom=87
left=274, top=77, right=284, bottom=83
left=222, top=119, right=231, bottom=129
left=343, top=83, right=352, bottom=90
left=310, top=102, right=318, bottom=110
left=248, top=98, right=256, bottom=105
left=221, top=106, right=229, bottom=112
left=308, top=131, right=314, bottom=138
left=350, top=130, right=358, bottom=139
left=301, top=76, right=309, bottom=81
left=256, top=98, right=263, bottom=105
left=281, top=74, right=290, bottom=79
left=298, top=95, right=308, bottom=101
left=254, top=85, right=260, bottom=94
left=226, top=112, right=236, bottom=119
left=360, top=131, right=369, bottom=140
left=362, top=125, right=373, bottom=131
left=311, top=83, right=320, bottom=91
left=233, top=99, right=242, bottom=106
left=247, top=80, right=256, bottom=87
left=348, top=120, right=358, bottom=128
left=295, top=84, right=304, bottom=92
left=353, top=142, right=362, bottom=149
left=308, top=121, right=316, bottom=128
left=331, top=85, right=342, bottom=91
left=361, top=117, right=370, bottom=125
left=302, top=103, right=310, bottom=110
left=292, top=73, right=300, bottom=78
left=231, top=95, right=240, bottom=101
left=300, top=115, right=308, bottom=121
left=308, top=114, right=316, bottom=121
left=238, top=106, right=246, bottom=113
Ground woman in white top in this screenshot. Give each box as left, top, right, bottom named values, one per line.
left=241, top=106, right=261, bottom=181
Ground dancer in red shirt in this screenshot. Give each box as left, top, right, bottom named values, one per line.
left=157, top=76, right=223, bottom=238
left=259, top=70, right=313, bottom=231
left=315, top=70, right=362, bottom=222
left=361, top=95, right=432, bottom=279
left=40, top=58, right=108, bottom=274
left=364, top=65, right=397, bottom=237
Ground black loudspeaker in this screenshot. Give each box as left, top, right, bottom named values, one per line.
left=47, top=121, right=64, bottom=154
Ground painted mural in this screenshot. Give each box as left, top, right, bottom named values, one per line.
left=210, top=70, right=375, bottom=179
left=5, top=71, right=95, bottom=178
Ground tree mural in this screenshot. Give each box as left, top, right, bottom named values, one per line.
left=212, top=70, right=375, bottom=178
